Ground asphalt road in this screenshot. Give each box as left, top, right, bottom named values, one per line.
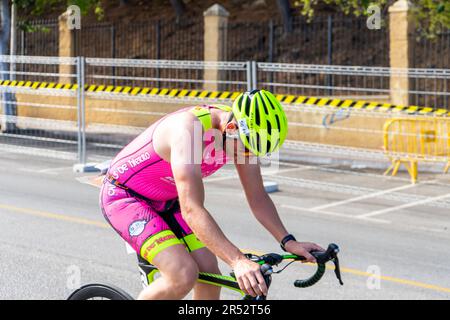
left=0, top=151, right=449, bottom=300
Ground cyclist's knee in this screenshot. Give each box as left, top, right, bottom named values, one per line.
left=168, top=259, right=199, bottom=295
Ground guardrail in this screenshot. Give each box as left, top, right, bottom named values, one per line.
left=383, top=117, right=450, bottom=183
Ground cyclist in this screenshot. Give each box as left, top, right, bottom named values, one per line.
left=100, top=89, right=324, bottom=299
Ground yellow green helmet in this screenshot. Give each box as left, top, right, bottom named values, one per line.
left=232, top=89, right=288, bottom=156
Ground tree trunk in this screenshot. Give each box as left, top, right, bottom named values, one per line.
left=276, top=0, right=293, bottom=34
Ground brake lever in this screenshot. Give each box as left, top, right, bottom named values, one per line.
left=333, top=257, right=344, bottom=285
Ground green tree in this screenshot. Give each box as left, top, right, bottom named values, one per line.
left=14, top=0, right=103, bottom=16
left=293, top=0, right=450, bottom=37
left=12, top=0, right=104, bottom=31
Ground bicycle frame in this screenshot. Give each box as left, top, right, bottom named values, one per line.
left=136, top=248, right=343, bottom=300
left=138, top=255, right=250, bottom=299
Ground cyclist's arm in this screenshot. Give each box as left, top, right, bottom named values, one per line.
left=168, top=120, right=243, bottom=266
left=168, top=119, right=268, bottom=297
left=235, top=161, right=324, bottom=261
left=235, top=161, right=289, bottom=242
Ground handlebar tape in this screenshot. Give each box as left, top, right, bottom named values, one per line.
left=293, top=263, right=326, bottom=288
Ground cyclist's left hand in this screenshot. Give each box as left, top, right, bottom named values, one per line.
left=284, top=241, right=325, bottom=263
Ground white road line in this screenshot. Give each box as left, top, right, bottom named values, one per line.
left=38, top=166, right=73, bottom=173
left=357, top=193, right=450, bottom=219
left=18, top=167, right=58, bottom=175
left=18, top=166, right=73, bottom=175
left=281, top=204, right=390, bottom=224
left=310, top=183, right=426, bottom=211
left=262, top=165, right=313, bottom=176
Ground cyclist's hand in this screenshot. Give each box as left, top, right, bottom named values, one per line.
left=232, top=257, right=268, bottom=297
left=285, top=241, right=325, bottom=263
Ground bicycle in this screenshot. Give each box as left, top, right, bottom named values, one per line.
left=67, top=243, right=344, bottom=300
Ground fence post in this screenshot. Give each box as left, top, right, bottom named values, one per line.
left=268, top=20, right=274, bottom=62
left=246, top=61, right=252, bottom=91
left=76, top=56, right=86, bottom=166
left=326, top=15, right=333, bottom=95
left=58, top=11, right=75, bottom=84
left=111, top=24, right=116, bottom=87
left=252, top=61, right=257, bottom=90
left=203, top=4, right=229, bottom=92
left=156, top=20, right=161, bottom=89
left=389, top=0, right=413, bottom=106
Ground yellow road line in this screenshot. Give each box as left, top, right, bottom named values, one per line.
left=338, top=266, right=450, bottom=294
left=0, top=203, right=109, bottom=229
left=241, top=248, right=450, bottom=295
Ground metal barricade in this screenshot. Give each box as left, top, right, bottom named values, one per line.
left=383, top=117, right=450, bottom=183
left=0, top=55, right=82, bottom=161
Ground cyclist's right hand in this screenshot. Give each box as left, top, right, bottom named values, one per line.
left=232, top=256, right=268, bottom=297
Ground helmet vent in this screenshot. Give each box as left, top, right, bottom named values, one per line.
left=254, top=98, right=260, bottom=125
left=275, top=114, right=281, bottom=130
left=244, top=96, right=251, bottom=116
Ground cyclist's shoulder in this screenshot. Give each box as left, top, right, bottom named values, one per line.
left=157, top=108, right=202, bottom=134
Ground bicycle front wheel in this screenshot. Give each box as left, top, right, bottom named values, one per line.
left=67, top=283, right=134, bottom=300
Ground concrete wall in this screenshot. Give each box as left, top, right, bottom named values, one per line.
left=15, top=93, right=385, bottom=151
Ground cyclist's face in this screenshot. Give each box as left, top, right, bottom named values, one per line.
left=222, top=115, right=252, bottom=157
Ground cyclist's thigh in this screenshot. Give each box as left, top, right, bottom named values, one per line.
left=100, top=182, right=182, bottom=263
left=190, top=247, right=220, bottom=273
left=151, top=244, right=198, bottom=278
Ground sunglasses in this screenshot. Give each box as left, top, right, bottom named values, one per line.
left=223, top=112, right=252, bottom=156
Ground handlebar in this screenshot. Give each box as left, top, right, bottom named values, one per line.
left=242, top=243, right=344, bottom=289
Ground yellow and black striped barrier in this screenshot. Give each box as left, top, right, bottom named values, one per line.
left=1, top=79, right=448, bottom=117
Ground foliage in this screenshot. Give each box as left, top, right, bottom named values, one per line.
left=293, top=0, right=450, bottom=37
left=13, top=0, right=103, bottom=31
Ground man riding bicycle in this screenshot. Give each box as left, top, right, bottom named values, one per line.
left=100, top=89, right=324, bottom=299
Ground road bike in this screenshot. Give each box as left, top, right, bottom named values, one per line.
left=70, top=164, right=343, bottom=300
left=67, top=243, right=344, bottom=300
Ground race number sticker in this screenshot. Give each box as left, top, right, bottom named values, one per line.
left=238, top=119, right=250, bottom=136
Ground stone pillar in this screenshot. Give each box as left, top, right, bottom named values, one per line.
left=389, top=0, right=413, bottom=106
left=58, top=12, right=75, bottom=84
left=203, top=4, right=229, bottom=92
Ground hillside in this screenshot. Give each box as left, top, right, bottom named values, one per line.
left=20, top=0, right=334, bottom=24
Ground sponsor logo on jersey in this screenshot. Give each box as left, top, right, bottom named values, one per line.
left=112, top=163, right=129, bottom=179
left=129, top=220, right=148, bottom=237
left=128, top=152, right=151, bottom=168
left=142, top=234, right=178, bottom=260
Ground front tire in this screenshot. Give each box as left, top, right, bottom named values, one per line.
left=67, top=284, right=134, bottom=300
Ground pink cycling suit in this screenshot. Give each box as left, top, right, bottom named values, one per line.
left=100, top=105, right=230, bottom=263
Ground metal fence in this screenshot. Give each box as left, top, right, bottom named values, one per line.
left=73, top=18, right=204, bottom=61
left=257, top=63, right=450, bottom=109
left=0, top=55, right=80, bottom=160
left=83, top=58, right=250, bottom=161
left=411, top=31, right=450, bottom=107
left=1, top=55, right=449, bottom=167
left=226, top=15, right=390, bottom=67
left=17, top=15, right=450, bottom=71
